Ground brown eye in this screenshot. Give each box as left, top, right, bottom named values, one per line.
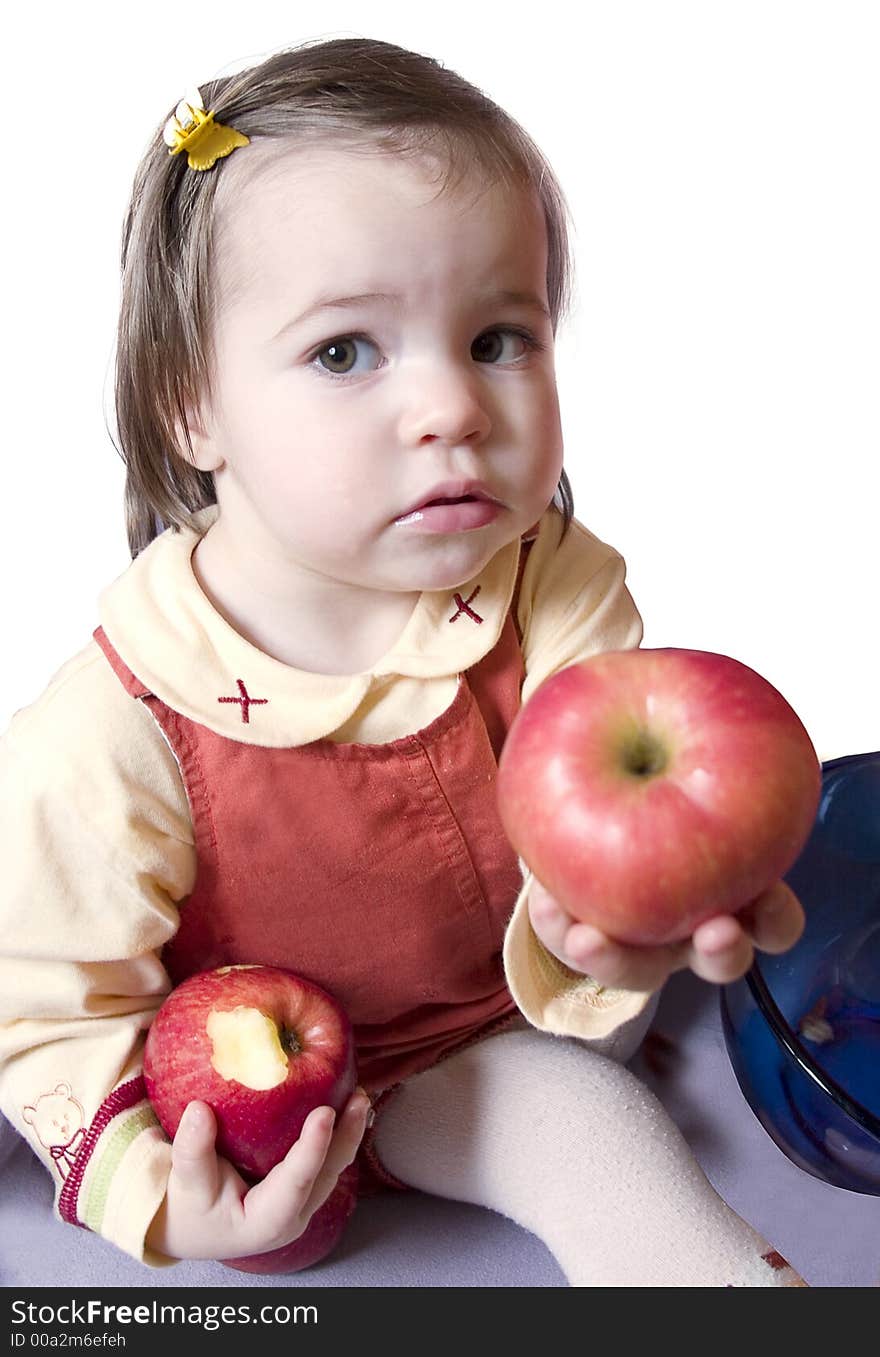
left=472, top=329, right=538, bottom=363
left=312, top=334, right=382, bottom=378
left=473, top=331, right=504, bottom=362
left=317, top=339, right=357, bottom=374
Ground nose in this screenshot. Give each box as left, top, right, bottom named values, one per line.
left=399, top=360, right=492, bottom=448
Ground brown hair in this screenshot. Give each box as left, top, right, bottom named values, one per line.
left=113, top=36, right=576, bottom=558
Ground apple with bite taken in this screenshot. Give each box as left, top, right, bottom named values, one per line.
left=144, top=963, right=357, bottom=1178
left=497, top=648, right=822, bottom=947
left=144, top=963, right=359, bottom=1271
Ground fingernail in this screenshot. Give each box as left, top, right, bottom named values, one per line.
left=177, top=1102, right=204, bottom=1141
left=353, top=1090, right=375, bottom=1126
left=531, top=891, right=557, bottom=920
left=569, top=925, right=604, bottom=962
left=700, top=919, right=738, bottom=955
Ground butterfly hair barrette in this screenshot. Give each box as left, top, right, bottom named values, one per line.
left=163, top=87, right=249, bottom=171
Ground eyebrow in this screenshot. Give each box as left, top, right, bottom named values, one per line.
left=271, top=288, right=552, bottom=342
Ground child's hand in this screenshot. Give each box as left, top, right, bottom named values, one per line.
left=145, top=1088, right=371, bottom=1261
left=527, top=876, right=805, bottom=993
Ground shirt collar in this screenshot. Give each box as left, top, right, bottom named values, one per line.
left=98, top=505, right=525, bottom=746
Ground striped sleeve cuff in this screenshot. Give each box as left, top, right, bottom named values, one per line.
left=58, top=1076, right=175, bottom=1266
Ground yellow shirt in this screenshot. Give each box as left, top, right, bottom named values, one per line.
left=0, top=504, right=656, bottom=1264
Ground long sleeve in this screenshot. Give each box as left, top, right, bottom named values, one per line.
left=0, top=641, right=196, bottom=1264
left=501, top=511, right=659, bottom=1058
left=517, top=512, right=644, bottom=702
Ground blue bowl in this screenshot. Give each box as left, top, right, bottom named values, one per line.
left=720, top=751, right=880, bottom=1194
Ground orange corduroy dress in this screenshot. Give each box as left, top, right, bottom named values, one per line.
left=93, top=539, right=534, bottom=1194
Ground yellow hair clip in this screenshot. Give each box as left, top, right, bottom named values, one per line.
left=163, top=87, right=249, bottom=171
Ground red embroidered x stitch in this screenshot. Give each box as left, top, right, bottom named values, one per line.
left=449, top=587, right=483, bottom=624
left=218, top=680, right=269, bottom=724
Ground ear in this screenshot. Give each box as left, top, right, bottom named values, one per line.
left=174, top=397, right=225, bottom=474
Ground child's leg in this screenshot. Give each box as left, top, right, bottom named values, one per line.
left=371, top=1027, right=806, bottom=1287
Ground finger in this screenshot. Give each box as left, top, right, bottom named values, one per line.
left=735, top=880, right=805, bottom=954
left=323, top=1088, right=372, bottom=1175
left=527, top=878, right=579, bottom=962
left=240, top=1093, right=370, bottom=1252
left=562, top=922, right=689, bottom=992
left=242, top=1103, right=339, bottom=1230
left=168, top=1101, right=221, bottom=1207
left=301, top=1089, right=372, bottom=1217
left=687, top=915, right=755, bottom=983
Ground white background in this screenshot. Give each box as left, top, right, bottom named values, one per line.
left=3, top=1, right=877, bottom=761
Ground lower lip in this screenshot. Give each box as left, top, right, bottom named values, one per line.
left=393, top=500, right=502, bottom=533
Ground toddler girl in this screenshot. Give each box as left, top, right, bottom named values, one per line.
left=0, top=36, right=807, bottom=1286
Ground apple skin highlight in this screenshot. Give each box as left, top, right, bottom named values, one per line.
left=144, top=964, right=357, bottom=1180
left=497, top=648, right=823, bottom=946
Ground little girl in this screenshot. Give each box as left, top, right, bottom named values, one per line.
left=0, top=37, right=807, bottom=1286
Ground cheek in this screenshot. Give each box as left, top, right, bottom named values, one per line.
left=528, top=396, right=565, bottom=478
left=538, top=382, right=564, bottom=441
left=518, top=378, right=563, bottom=453
left=540, top=393, right=565, bottom=476
left=265, top=462, right=368, bottom=540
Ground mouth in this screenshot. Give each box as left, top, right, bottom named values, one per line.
left=393, top=483, right=504, bottom=533
left=398, top=482, right=500, bottom=518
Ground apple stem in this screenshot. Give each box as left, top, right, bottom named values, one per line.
left=625, top=731, right=668, bottom=778
left=280, top=1028, right=302, bottom=1057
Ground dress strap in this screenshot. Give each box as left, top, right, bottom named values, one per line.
left=510, top=535, right=537, bottom=648
left=92, top=626, right=153, bottom=700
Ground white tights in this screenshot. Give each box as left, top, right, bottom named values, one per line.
left=372, top=1026, right=806, bottom=1287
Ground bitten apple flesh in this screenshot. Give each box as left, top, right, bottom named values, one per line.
left=497, top=648, right=822, bottom=946
left=144, top=964, right=357, bottom=1180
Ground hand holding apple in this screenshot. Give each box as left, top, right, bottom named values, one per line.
left=527, top=873, right=806, bottom=992
left=145, top=1091, right=370, bottom=1270
left=498, top=648, right=822, bottom=948
left=144, top=963, right=367, bottom=1271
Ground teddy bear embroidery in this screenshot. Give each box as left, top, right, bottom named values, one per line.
left=22, top=1083, right=86, bottom=1179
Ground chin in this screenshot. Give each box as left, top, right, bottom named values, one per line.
left=411, top=534, right=515, bottom=591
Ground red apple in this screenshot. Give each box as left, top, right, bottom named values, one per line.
left=497, top=648, right=822, bottom=946
left=144, top=963, right=357, bottom=1180
left=222, top=1160, right=360, bottom=1274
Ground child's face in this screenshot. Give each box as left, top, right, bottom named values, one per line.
left=189, top=143, right=564, bottom=594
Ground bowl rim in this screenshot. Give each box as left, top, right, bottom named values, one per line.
left=745, top=961, right=880, bottom=1139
